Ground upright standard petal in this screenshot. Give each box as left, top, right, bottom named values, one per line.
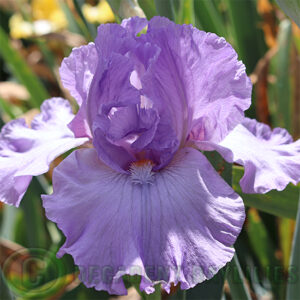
left=86, top=17, right=252, bottom=172
left=88, top=26, right=173, bottom=171
left=43, top=147, right=244, bottom=295
left=0, top=98, right=88, bottom=206
left=60, top=43, right=98, bottom=138
left=88, top=53, right=143, bottom=171
left=218, top=118, right=300, bottom=193
left=143, top=17, right=252, bottom=144
left=60, top=43, right=97, bottom=106
left=121, top=16, right=148, bottom=35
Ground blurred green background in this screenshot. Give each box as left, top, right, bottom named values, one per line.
left=0, top=0, right=300, bottom=299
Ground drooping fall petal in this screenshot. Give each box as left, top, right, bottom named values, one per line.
left=43, top=147, right=244, bottom=295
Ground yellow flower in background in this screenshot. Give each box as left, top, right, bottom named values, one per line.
left=31, top=0, right=67, bottom=30
left=82, top=0, right=115, bottom=24
left=9, top=0, right=67, bottom=39
left=9, top=14, right=33, bottom=39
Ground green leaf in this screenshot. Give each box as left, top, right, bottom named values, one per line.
left=227, top=255, right=252, bottom=300
left=286, top=197, right=300, bottom=299
left=107, top=0, right=122, bottom=17
left=59, top=2, right=85, bottom=35
left=194, top=0, right=227, bottom=37
left=34, top=39, right=57, bottom=74
left=73, top=0, right=97, bottom=39
left=0, top=205, right=19, bottom=241
left=20, top=177, right=50, bottom=248
left=205, top=151, right=232, bottom=184
left=177, top=0, right=195, bottom=25
left=154, top=0, right=175, bottom=20
left=107, top=0, right=146, bottom=20
left=122, top=275, right=145, bottom=299
left=225, top=0, right=266, bottom=72
left=0, top=27, right=49, bottom=107
left=278, top=218, right=294, bottom=271
left=233, top=166, right=299, bottom=219
left=276, top=0, right=300, bottom=28
left=0, top=97, right=16, bottom=119
left=247, top=208, right=284, bottom=297
left=270, top=19, right=292, bottom=130
left=184, top=267, right=227, bottom=299
left=0, top=112, right=5, bottom=127
left=139, top=0, right=157, bottom=19
left=0, top=267, right=15, bottom=300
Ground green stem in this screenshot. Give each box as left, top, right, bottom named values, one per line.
left=227, top=255, right=252, bottom=300
left=286, top=196, right=300, bottom=299
left=21, top=177, right=49, bottom=248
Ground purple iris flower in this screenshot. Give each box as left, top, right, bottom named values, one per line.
left=1, top=17, right=300, bottom=295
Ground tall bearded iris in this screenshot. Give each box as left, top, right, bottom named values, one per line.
left=1, top=17, right=300, bottom=295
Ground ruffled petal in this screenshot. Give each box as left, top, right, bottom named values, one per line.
left=0, top=98, right=88, bottom=206
left=218, top=118, right=300, bottom=193
left=43, top=147, right=244, bottom=295
left=143, top=16, right=252, bottom=144
left=60, top=43, right=97, bottom=106
left=83, top=17, right=251, bottom=172
left=121, top=17, right=148, bottom=35
left=60, top=43, right=97, bottom=138
left=88, top=53, right=142, bottom=171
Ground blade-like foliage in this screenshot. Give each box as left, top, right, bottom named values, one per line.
left=286, top=197, right=300, bottom=299
left=276, top=0, right=300, bottom=27
left=0, top=27, right=49, bottom=107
